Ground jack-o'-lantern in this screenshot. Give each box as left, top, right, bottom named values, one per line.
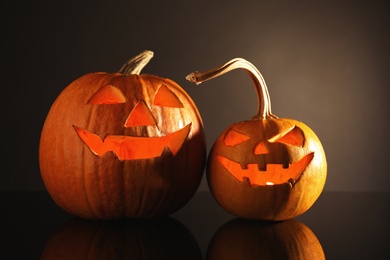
left=187, top=58, right=326, bottom=220
left=207, top=218, right=325, bottom=259
left=39, top=50, right=206, bottom=219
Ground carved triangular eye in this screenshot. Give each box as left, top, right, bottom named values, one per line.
left=269, top=126, right=304, bottom=147
left=125, top=100, right=156, bottom=127
left=88, top=84, right=126, bottom=104
left=224, top=128, right=250, bottom=146
left=154, top=85, right=183, bottom=108
left=254, top=141, right=269, bottom=154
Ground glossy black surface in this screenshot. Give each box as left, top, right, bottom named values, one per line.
left=1, top=191, right=389, bottom=259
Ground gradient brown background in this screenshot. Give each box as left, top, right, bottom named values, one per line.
left=1, top=0, right=389, bottom=192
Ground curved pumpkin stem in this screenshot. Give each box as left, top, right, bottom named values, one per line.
left=119, top=50, right=154, bottom=76
left=186, top=58, right=277, bottom=120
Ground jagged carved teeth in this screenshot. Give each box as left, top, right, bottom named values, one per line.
left=288, top=178, right=296, bottom=185
left=161, top=146, right=173, bottom=156
left=267, top=178, right=295, bottom=187
left=217, top=153, right=314, bottom=187
left=239, top=162, right=291, bottom=171
left=240, top=162, right=248, bottom=170
left=257, top=162, right=267, bottom=171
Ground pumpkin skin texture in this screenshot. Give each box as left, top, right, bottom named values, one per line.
left=187, top=58, right=326, bottom=221
left=39, top=51, right=206, bottom=219
left=42, top=217, right=202, bottom=260
left=207, top=218, right=325, bottom=260
left=208, top=118, right=326, bottom=220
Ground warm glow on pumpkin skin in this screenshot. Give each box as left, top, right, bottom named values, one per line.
left=206, top=119, right=326, bottom=221
left=74, top=80, right=190, bottom=160
left=74, top=123, right=191, bottom=160
left=216, top=153, right=314, bottom=187
left=218, top=120, right=314, bottom=186
left=187, top=57, right=327, bottom=221
left=39, top=51, right=206, bottom=219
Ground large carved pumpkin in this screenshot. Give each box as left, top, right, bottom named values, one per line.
left=42, top=217, right=202, bottom=260
left=207, top=218, right=325, bottom=259
left=187, top=58, right=326, bottom=220
left=39, top=50, right=206, bottom=219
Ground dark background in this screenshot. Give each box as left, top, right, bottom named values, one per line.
left=1, top=0, right=389, bottom=192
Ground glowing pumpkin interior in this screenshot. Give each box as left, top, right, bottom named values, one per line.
left=217, top=124, right=314, bottom=186
left=74, top=84, right=191, bottom=160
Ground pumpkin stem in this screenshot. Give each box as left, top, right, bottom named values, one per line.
left=186, top=58, right=277, bottom=119
left=119, top=50, right=154, bottom=75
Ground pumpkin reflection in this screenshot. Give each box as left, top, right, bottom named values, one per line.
left=42, top=217, right=202, bottom=260
left=207, top=218, right=325, bottom=260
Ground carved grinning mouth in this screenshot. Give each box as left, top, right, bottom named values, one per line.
left=216, top=152, right=314, bottom=187
left=74, top=123, right=191, bottom=160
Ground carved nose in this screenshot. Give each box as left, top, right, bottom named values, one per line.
left=124, top=100, right=156, bottom=127
left=254, top=141, right=269, bottom=155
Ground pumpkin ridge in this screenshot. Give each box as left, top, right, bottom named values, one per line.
left=188, top=57, right=326, bottom=221
left=137, top=171, right=147, bottom=218
left=77, top=84, right=100, bottom=219
left=39, top=50, right=206, bottom=219
left=119, top=158, right=126, bottom=218
left=81, top=145, right=99, bottom=219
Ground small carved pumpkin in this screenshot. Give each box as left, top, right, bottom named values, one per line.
left=187, top=58, right=326, bottom=220
left=207, top=218, right=325, bottom=260
left=39, top=50, right=206, bottom=219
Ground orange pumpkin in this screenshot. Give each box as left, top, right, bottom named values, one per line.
left=187, top=58, right=326, bottom=220
left=42, top=217, right=202, bottom=260
left=207, top=218, right=325, bottom=259
left=39, top=50, right=206, bottom=219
